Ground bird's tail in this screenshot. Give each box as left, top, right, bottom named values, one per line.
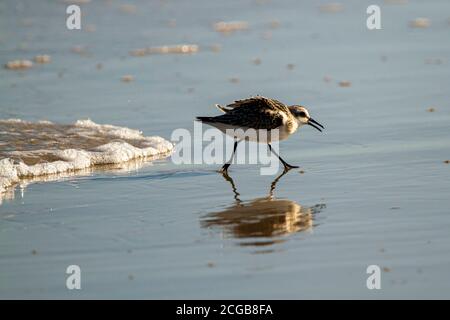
left=196, top=116, right=215, bottom=122
left=196, top=104, right=230, bottom=122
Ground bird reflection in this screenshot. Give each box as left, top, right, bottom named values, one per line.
left=201, top=170, right=325, bottom=249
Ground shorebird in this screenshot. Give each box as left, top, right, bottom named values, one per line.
left=196, top=96, right=324, bottom=172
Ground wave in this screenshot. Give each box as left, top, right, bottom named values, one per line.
left=0, top=119, right=173, bottom=196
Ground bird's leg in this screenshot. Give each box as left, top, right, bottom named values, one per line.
left=221, top=140, right=239, bottom=173
left=268, top=143, right=299, bottom=171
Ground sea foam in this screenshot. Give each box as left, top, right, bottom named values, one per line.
left=0, top=119, right=173, bottom=194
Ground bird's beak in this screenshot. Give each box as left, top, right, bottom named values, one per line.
left=307, top=118, right=324, bottom=132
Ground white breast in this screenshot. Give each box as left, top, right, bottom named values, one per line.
left=277, top=121, right=299, bottom=141
left=205, top=121, right=298, bottom=143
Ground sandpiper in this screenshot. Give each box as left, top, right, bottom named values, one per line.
left=196, top=96, right=324, bottom=172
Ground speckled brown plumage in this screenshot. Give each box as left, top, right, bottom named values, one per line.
left=197, top=96, right=294, bottom=130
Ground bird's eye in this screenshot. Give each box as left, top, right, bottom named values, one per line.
left=298, top=112, right=306, bottom=117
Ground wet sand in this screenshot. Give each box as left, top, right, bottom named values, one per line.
left=1, top=0, right=450, bottom=298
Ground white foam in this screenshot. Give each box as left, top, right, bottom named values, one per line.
left=0, top=119, right=173, bottom=194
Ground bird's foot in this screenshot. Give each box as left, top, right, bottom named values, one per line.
left=282, top=163, right=299, bottom=171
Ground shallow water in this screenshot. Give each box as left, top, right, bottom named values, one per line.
left=1, top=0, right=450, bottom=298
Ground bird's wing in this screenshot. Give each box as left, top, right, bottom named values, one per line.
left=225, top=96, right=290, bottom=114
left=207, top=97, right=289, bottom=129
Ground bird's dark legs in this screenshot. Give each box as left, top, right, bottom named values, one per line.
left=221, top=140, right=239, bottom=173
left=222, top=141, right=298, bottom=172
left=268, top=143, right=299, bottom=171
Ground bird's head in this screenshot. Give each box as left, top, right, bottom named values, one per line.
left=288, top=105, right=324, bottom=132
